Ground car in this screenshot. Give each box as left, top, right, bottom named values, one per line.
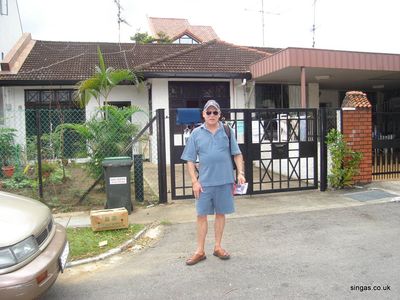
left=0, top=191, right=69, bottom=300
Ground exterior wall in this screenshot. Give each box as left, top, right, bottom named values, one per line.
left=0, top=0, right=23, bottom=59
left=307, top=83, right=319, bottom=108
left=342, top=107, right=372, bottom=183
left=1, top=85, right=148, bottom=152
left=151, top=78, right=245, bottom=164
left=2, top=79, right=245, bottom=165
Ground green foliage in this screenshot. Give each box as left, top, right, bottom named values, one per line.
left=130, top=31, right=172, bottom=44
left=131, top=31, right=155, bottom=44
left=16, top=161, right=71, bottom=187
left=66, top=224, right=144, bottom=260
left=2, top=168, right=32, bottom=189
left=0, top=127, right=17, bottom=166
left=74, top=47, right=142, bottom=107
left=326, top=129, right=363, bottom=188
left=59, top=105, right=143, bottom=180
left=26, top=131, right=63, bottom=161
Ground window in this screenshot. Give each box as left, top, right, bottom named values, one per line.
left=255, top=84, right=289, bottom=108
left=25, top=89, right=78, bottom=108
left=168, top=81, right=230, bottom=109
left=0, top=0, right=8, bottom=15
left=173, top=35, right=199, bottom=44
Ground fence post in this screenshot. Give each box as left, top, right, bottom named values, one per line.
left=319, top=108, right=327, bottom=191
left=243, top=110, right=253, bottom=195
left=156, top=109, right=168, bottom=203
left=134, top=154, right=144, bottom=202
left=35, top=109, right=44, bottom=199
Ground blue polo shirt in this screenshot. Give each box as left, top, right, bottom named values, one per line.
left=181, top=122, right=241, bottom=187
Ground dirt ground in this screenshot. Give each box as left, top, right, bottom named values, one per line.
left=0, top=163, right=158, bottom=213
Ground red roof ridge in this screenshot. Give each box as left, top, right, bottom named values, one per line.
left=136, top=39, right=218, bottom=70
left=215, top=40, right=272, bottom=57
left=148, top=17, right=187, bottom=21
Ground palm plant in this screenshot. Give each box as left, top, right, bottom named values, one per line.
left=59, top=105, right=143, bottom=180
left=74, top=47, right=142, bottom=107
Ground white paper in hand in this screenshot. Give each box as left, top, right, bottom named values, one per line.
left=234, top=182, right=248, bottom=195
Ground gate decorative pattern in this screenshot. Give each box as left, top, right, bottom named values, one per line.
left=169, top=108, right=318, bottom=200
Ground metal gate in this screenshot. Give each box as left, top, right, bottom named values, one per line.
left=169, top=108, right=318, bottom=199
left=372, top=112, right=400, bottom=179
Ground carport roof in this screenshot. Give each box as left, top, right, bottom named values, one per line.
left=250, top=47, right=400, bottom=90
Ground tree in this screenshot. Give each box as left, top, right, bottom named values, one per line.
left=59, top=105, right=143, bottom=181
left=131, top=32, right=155, bottom=44
left=74, top=47, right=142, bottom=107
left=131, top=31, right=172, bottom=44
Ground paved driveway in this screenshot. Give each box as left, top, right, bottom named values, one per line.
left=42, top=202, right=399, bottom=300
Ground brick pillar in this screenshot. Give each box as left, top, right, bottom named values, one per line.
left=341, top=91, right=372, bottom=184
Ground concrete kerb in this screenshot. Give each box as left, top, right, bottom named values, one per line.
left=65, top=222, right=157, bottom=269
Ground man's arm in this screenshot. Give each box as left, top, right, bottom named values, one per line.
left=187, top=161, right=203, bottom=199
left=233, top=154, right=246, bottom=184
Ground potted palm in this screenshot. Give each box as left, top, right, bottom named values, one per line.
left=0, top=127, right=17, bottom=177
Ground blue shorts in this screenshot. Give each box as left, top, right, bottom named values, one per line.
left=196, top=184, right=235, bottom=216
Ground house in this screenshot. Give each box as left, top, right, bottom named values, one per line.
left=0, top=0, right=23, bottom=60
left=148, top=17, right=219, bottom=44
left=1, top=33, right=400, bottom=163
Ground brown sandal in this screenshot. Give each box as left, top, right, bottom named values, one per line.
left=213, top=248, right=230, bottom=260
left=186, top=252, right=206, bottom=265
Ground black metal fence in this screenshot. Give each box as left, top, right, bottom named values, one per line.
left=169, top=108, right=319, bottom=199
left=372, top=112, right=400, bottom=179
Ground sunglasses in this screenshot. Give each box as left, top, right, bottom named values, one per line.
left=205, top=111, right=219, bottom=116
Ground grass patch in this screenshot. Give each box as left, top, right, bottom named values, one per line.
left=160, top=220, right=172, bottom=226
left=66, top=224, right=145, bottom=261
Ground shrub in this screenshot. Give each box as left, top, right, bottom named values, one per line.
left=326, top=129, right=362, bottom=188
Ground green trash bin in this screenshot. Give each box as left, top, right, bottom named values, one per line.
left=102, top=156, right=133, bottom=214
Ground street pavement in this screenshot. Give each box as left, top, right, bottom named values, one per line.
left=45, top=202, right=399, bottom=299
left=44, top=181, right=400, bottom=299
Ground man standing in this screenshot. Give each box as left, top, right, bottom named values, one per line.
left=181, top=100, right=246, bottom=266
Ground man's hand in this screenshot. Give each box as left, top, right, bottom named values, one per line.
left=237, top=173, right=246, bottom=185
left=192, top=181, right=203, bottom=199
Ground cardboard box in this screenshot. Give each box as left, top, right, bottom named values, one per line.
left=90, top=208, right=129, bottom=232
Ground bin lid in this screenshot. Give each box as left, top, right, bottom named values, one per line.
left=102, top=156, right=133, bottom=167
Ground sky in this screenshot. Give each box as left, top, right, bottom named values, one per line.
left=17, top=0, right=400, bottom=53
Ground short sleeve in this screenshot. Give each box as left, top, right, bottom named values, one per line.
left=181, top=133, right=197, bottom=162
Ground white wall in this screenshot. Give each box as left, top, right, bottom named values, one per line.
left=2, top=79, right=247, bottom=164
left=0, top=0, right=23, bottom=60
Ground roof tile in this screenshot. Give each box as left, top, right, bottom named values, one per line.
left=0, top=39, right=267, bottom=82
left=341, top=91, right=372, bottom=108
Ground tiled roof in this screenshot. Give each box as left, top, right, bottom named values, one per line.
left=341, top=91, right=372, bottom=108
left=0, top=39, right=267, bottom=83
left=137, top=40, right=267, bottom=73
left=148, top=17, right=219, bottom=42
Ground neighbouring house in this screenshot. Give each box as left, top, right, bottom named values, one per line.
left=148, top=17, right=219, bottom=44
left=1, top=33, right=400, bottom=163
left=0, top=0, right=23, bottom=61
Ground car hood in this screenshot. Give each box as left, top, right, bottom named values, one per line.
left=0, top=192, right=51, bottom=247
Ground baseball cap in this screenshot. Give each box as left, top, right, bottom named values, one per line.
left=203, top=100, right=220, bottom=111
